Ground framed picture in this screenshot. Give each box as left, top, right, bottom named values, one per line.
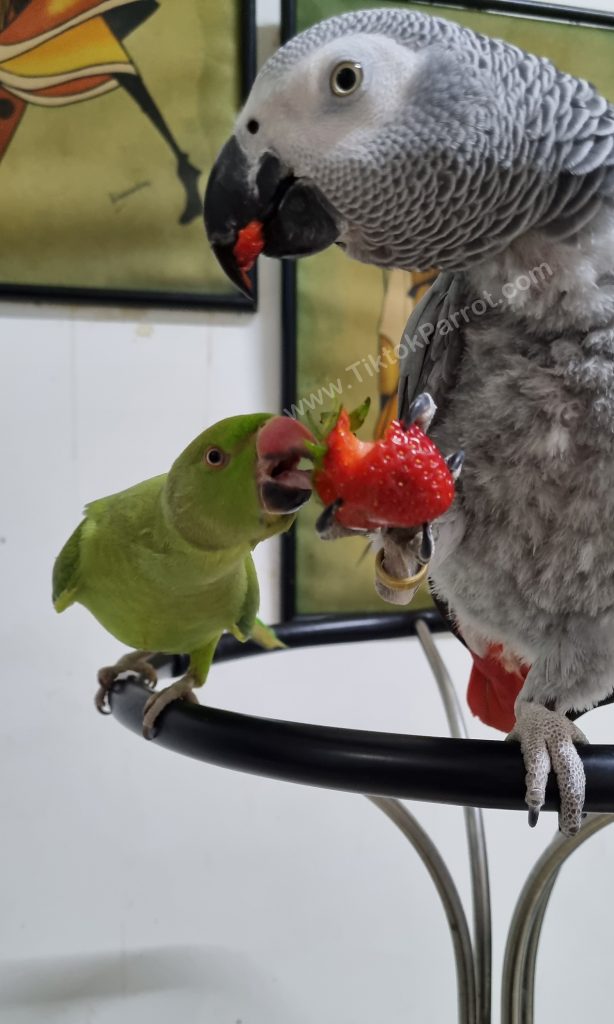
left=0, top=0, right=256, bottom=309
left=280, top=0, right=614, bottom=620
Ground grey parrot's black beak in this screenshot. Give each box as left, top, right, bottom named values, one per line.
left=204, top=137, right=339, bottom=296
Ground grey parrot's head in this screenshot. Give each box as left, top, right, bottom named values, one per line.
left=205, top=8, right=614, bottom=292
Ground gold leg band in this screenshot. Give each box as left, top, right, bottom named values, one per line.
left=375, top=548, right=430, bottom=592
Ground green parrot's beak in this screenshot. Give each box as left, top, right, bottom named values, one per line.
left=256, top=416, right=315, bottom=515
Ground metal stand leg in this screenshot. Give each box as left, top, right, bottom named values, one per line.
left=501, top=812, right=614, bottom=1024
left=521, top=870, right=558, bottom=1024
left=415, top=624, right=614, bottom=1024
left=369, top=796, right=477, bottom=1024
left=367, top=619, right=492, bottom=1023
left=416, top=619, right=492, bottom=1024
left=108, top=624, right=614, bottom=1022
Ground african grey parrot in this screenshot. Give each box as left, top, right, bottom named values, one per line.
left=203, top=8, right=614, bottom=836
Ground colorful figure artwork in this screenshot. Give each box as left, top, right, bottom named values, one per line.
left=0, top=1, right=251, bottom=303
left=0, top=1, right=200, bottom=223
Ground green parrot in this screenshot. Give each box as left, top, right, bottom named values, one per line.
left=53, top=413, right=313, bottom=737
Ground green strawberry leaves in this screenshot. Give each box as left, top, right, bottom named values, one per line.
left=305, top=397, right=370, bottom=443
left=347, top=397, right=371, bottom=433
left=303, top=398, right=371, bottom=469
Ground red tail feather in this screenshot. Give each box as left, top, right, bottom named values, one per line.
left=466, top=644, right=529, bottom=733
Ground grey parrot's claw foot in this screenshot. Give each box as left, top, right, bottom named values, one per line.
left=315, top=499, right=363, bottom=540
left=528, top=807, right=540, bottom=829
left=141, top=676, right=199, bottom=740
left=316, top=499, right=342, bottom=536
left=374, top=526, right=430, bottom=606
left=419, top=523, right=434, bottom=564
left=446, top=449, right=465, bottom=480
left=402, top=392, right=436, bottom=432
left=509, top=701, right=588, bottom=836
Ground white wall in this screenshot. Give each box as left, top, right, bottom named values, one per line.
left=2, top=2, right=614, bottom=1022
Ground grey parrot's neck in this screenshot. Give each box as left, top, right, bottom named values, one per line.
left=464, top=206, right=614, bottom=336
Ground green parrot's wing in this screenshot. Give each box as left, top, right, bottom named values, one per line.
left=230, top=556, right=285, bottom=650
left=52, top=520, right=86, bottom=612
left=230, top=554, right=260, bottom=642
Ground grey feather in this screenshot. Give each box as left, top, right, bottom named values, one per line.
left=398, top=272, right=467, bottom=424
left=258, top=8, right=614, bottom=271
left=231, top=1, right=614, bottom=832
left=247, top=7, right=614, bottom=724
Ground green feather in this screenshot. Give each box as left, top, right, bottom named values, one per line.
left=52, top=521, right=85, bottom=612
left=52, top=414, right=299, bottom=686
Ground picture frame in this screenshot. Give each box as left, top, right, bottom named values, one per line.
left=280, top=0, right=614, bottom=621
left=0, top=0, right=256, bottom=310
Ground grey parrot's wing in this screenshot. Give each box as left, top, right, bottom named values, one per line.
left=397, top=271, right=466, bottom=422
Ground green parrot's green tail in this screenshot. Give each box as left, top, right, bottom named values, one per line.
left=230, top=618, right=285, bottom=649
left=52, top=521, right=84, bottom=612
left=250, top=618, right=286, bottom=650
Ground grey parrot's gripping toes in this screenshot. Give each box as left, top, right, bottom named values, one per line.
left=204, top=9, right=614, bottom=835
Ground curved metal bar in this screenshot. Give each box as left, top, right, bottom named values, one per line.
left=212, top=610, right=447, bottom=663
left=109, top=678, right=614, bottom=812
left=501, top=813, right=614, bottom=1024
left=369, top=796, right=476, bottom=1024
left=521, top=871, right=559, bottom=1024
left=416, top=620, right=492, bottom=1024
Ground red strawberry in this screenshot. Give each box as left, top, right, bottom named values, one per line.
left=233, top=220, right=265, bottom=290
left=314, top=409, right=455, bottom=530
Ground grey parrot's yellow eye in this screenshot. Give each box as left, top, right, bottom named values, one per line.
left=204, top=446, right=228, bottom=468
left=330, top=61, right=363, bottom=97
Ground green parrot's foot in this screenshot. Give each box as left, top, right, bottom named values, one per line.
left=95, top=651, right=157, bottom=715
left=142, top=674, right=199, bottom=739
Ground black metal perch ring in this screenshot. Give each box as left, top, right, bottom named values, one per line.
left=109, top=612, right=614, bottom=814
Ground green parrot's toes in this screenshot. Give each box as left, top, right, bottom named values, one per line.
left=142, top=675, right=199, bottom=740
left=96, top=654, right=158, bottom=717
left=95, top=666, right=125, bottom=715
left=94, top=680, right=114, bottom=715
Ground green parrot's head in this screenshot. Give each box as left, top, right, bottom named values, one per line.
left=165, top=413, right=314, bottom=550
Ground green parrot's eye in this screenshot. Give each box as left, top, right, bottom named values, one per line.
left=204, top=446, right=228, bottom=468
left=330, top=61, right=363, bottom=97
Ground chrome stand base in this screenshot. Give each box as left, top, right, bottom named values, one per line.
left=369, top=621, right=614, bottom=1024
left=108, top=614, right=614, bottom=1024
